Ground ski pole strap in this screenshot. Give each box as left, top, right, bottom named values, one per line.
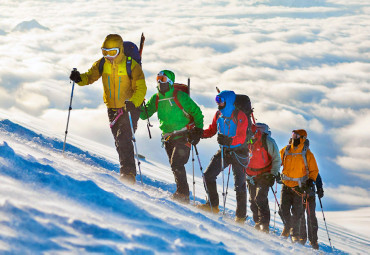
left=110, top=108, right=124, bottom=128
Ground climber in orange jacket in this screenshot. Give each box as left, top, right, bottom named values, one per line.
left=279, top=129, right=318, bottom=244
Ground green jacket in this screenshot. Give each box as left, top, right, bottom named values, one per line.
left=140, top=87, right=204, bottom=135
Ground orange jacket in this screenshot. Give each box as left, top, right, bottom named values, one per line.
left=280, top=136, right=319, bottom=188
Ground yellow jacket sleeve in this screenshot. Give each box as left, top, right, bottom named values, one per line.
left=129, top=63, right=147, bottom=107
left=78, top=59, right=102, bottom=86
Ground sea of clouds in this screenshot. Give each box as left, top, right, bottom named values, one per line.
left=0, top=0, right=369, bottom=210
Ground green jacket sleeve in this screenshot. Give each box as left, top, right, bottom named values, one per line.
left=140, top=93, right=157, bottom=120
left=177, top=92, right=204, bottom=129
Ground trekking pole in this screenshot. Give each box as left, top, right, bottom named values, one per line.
left=128, top=111, right=143, bottom=185
left=143, top=101, right=153, bottom=139
left=63, top=68, right=77, bottom=155
left=223, top=165, right=232, bottom=215
left=273, top=182, right=277, bottom=232
left=319, top=197, right=333, bottom=250
left=192, top=145, right=196, bottom=205
left=270, top=186, right=287, bottom=225
left=194, top=145, right=213, bottom=212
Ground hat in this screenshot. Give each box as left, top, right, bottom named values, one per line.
left=158, top=70, right=175, bottom=84
left=102, top=34, right=123, bottom=49
left=292, top=129, right=307, bottom=138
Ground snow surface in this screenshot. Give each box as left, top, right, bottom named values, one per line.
left=1, top=119, right=369, bottom=254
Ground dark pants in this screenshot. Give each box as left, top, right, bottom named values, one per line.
left=204, top=148, right=248, bottom=218
left=108, top=107, right=140, bottom=176
left=164, top=138, right=191, bottom=195
left=280, top=185, right=305, bottom=237
left=248, top=179, right=270, bottom=227
left=300, top=192, right=319, bottom=243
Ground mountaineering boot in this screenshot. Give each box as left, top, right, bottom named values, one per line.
left=254, top=223, right=261, bottom=230
left=120, top=173, right=136, bottom=184
left=281, top=227, right=291, bottom=238
left=171, top=191, right=190, bottom=204
left=299, top=237, right=307, bottom=245
left=197, top=202, right=220, bottom=214
left=260, top=223, right=269, bottom=233
left=197, top=180, right=219, bottom=214
left=291, top=236, right=300, bottom=243
left=310, top=241, right=319, bottom=250
left=235, top=216, right=246, bottom=225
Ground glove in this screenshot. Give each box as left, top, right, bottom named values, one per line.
left=317, top=188, right=324, bottom=198
left=306, top=179, right=314, bottom=188
left=276, top=172, right=283, bottom=184
left=188, top=127, right=203, bottom=145
left=69, top=69, right=82, bottom=83
left=125, top=101, right=136, bottom=112
left=264, top=174, right=276, bottom=187
left=217, top=134, right=233, bottom=146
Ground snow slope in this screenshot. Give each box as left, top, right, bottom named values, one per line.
left=0, top=119, right=368, bottom=254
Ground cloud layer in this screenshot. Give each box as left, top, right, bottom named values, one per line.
left=0, top=0, right=369, bottom=208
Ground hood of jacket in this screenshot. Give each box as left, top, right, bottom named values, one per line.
left=218, top=90, right=236, bottom=118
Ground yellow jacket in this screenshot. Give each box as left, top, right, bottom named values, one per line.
left=77, top=52, right=147, bottom=108
left=280, top=137, right=319, bottom=188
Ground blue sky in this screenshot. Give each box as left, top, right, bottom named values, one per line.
left=0, top=0, right=369, bottom=212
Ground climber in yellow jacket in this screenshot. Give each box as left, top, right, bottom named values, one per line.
left=69, top=34, right=147, bottom=184
left=278, top=129, right=318, bottom=244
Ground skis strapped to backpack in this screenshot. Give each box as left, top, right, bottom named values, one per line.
left=98, top=41, right=142, bottom=79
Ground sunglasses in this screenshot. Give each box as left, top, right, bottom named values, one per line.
left=215, top=95, right=225, bottom=104
left=101, top=47, right=120, bottom=58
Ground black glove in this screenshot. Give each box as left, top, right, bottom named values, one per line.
left=217, top=134, right=233, bottom=146
left=69, top=69, right=82, bottom=83
left=306, top=179, right=314, bottom=188
left=276, top=172, right=283, bottom=184
left=317, top=188, right=324, bottom=198
left=188, top=127, right=203, bottom=145
left=125, top=101, right=136, bottom=112
left=264, top=174, right=276, bottom=187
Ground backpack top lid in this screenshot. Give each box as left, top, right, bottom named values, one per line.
left=234, top=94, right=252, bottom=116
left=255, top=123, right=271, bottom=136
left=123, top=41, right=141, bottom=65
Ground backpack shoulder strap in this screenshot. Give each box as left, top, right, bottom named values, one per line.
left=173, top=89, right=184, bottom=110
left=173, top=89, right=192, bottom=119
left=126, top=56, right=132, bottom=80
left=99, top=57, right=105, bottom=75
left=262, top=133, right=268, bottom=151
left=155, top=93, right=159, bottom=110
left=283, top=145, right=291, bottom=163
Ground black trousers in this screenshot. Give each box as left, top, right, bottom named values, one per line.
left=108, top=107, right=140, bottom=176
left=280, top=185, right=305, bottom=237
left=164, top=137, right=191, bottom=195
left=248, top=180, right=270, bottom=227
left=204, top=148, right=248, bottom=218
left=300, top=193, right=319, bottom=243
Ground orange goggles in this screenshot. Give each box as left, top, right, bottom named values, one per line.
left=101, top=47, right=120, bottom=57
left=157, top=74, right=170, bottom=83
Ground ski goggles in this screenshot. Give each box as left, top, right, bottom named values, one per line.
left=157, top=74, right=173, bottom=85
left=101, top=47, right=120, bottom=58
left=215, top=95, right=225, bottom=104
left=292, top=132, right=300, bottom=139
